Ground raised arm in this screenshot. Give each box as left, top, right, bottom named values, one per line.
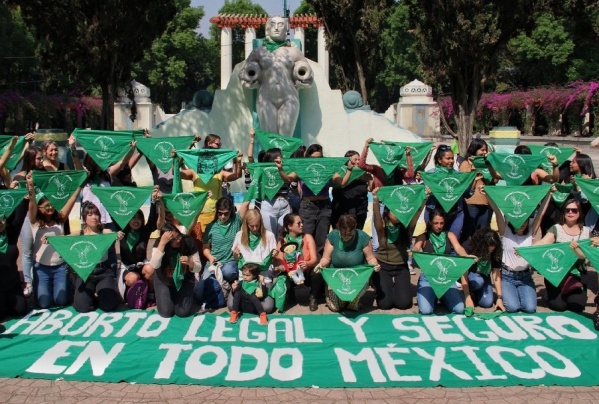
left=484, top=186, right=506, bottom=235
left=58, top=186, right=83, bottom=223
left=274, top=157, right=297, bottom=184
left=68, top=134, right=83, bottom=170
left=247, top=129, right=256, bottom=163
left=221, top=152, right=243, bottom=182
left=0, top=135, right=18, bottom=171
left=530, top=187, right=554, bottom=236
left=108, top=140, right=137, bottom=177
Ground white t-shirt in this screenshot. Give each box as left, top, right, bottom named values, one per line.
left=502, top=226, right=532, bottom=272
left=232, top=230, right=277, bottom=266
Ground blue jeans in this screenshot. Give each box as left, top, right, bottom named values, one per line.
left=461, top=204, right=491, bottom=242
left=417, top=273, right=464, bottom=314
left=33, top=262, right=69, bottom=309
left=501, top=268, right=537, bottom=313
left=202, top=260, right=239, bottom=284
left=467, top=271, right=494, bottom=308
left=20, top=215, right=34, bottom=284
left=260, top=197, right=291, bottom=237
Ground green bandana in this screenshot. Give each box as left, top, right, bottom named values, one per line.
left=477, top=259, right=491, bottom=276
left=484, top=184, right=551, bottom=228
left=527, top=145, right=575, bottom=174
left=246, top=163, right=285, bottom=200
left=242, top=279, right=259, bottom=295
left=32, top=170, right=87, bottom=211
left=177, top=148, right=238, bottom=184
left=161, top=192, right=209, bottom=229
left=486, top=153, right=546, bottom=186
left=170, top=252, right=185, bottom=291
left=46, top=233, right=117, bottom=281
left=269, top=275, right=287, bottom=312
left=243, top=169, right=261, bottom=203
left=0, top=135, right=26, bottom=171
left=249, top=232, right=261, bottom=250
left=516, top=241, right=579, bottom=287
left=421, top=171, right=476, bottom=212
left=412, top=252, right=475, bottom=299
left=471, top=156, right=492, bottom=182
left=386, top=222, right=400, bottom=243
left=320, top=265, right=374, bottom=302
left=335, top=166, right=366, bottom=186
left=72, top=129, right=134, bottom=171
left=552, top=183, right=573, bottom=207
left=285, top=233, right=303, bottom=247
left=215, top=218, right=232, bottom=236
left=464, top=307, right=504, bottom=319
left=285, top=157, right=348, bottom=195
left=0, top=232, right=7, bottom=254
left=264, top=39, right=288, bottom=52
left=575, top=177, right=599, bottom=215
left=338, top=232, right=356, bottom=251
left=254, top=129, right=303, bottom=158
left=126, top=230, right=140, bottom=252
left=172, top=157, right=183, bottom=194
left=429, top=232, right=447, bottom=254
left=377, top=185, right=426, bottom=228
left=92, top=186, right=153, bottom=229
left=382, top=141, right=433, bottom=170
left=579, top=240, right=599, bottom=276
left=0, top=189, right=28, bottom=218
left=135, top=136, right=196, bottom=174
left=369, top=142, right=405, bottom=176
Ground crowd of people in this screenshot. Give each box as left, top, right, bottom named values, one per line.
left=1, top=129, right=599, bottom=330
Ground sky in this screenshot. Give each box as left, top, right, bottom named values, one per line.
left=191, top=0, right=302, bottom=38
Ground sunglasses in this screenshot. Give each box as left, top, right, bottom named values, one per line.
left=564, top=208, right=579, bottom=214
left=39, top=204, right=54, bottom=211
left=217, top=211, right=230, bottom=216
left=438, top=145, right=451, bottom=151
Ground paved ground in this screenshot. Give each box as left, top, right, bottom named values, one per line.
left=1, top=136, right=599, bottom=403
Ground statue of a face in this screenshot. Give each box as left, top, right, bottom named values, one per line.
left=266, top=17, right=287, bottom=41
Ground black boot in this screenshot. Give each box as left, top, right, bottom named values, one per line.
left=309, top=295, right=318, bottom=311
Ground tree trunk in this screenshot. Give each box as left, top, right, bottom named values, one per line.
left=352, top=38, right=368, bottom=106
left=101, top=82, right=115, bottom=130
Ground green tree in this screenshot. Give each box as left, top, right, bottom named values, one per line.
left=0, top=4, right=39, bottom=93
left=132, top=0, right=218, bottom=113
left=307, top=0, right=394, bottom=106
left=293, top=1, right=318, bottom=62
left=405, top=0, right=537, bottom=155
left=209, top=0, right=267, bottom=70
left=15, top=0, right=177, bottom=129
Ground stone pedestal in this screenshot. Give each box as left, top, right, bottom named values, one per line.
left=396, top=79, right=439, bottom=137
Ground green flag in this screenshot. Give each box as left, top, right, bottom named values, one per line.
left=552, top=183, right=573, bottom=207
left=575, top=177, right=599, bottom=215
left=255, top=129, right=303, bottom=158
left=376, top=185, right=426, bottom=227
left=32, top=170, right=87, bottom=211
left=269, top=275, right=287, bottom=312
left=47, top=233, right=117, bottom=282
left=383, top=141, right=433, bottom=170
left=528, top=145, right=575, bottom=174
left=161, top=191, right=209, bottom=229
left=321, top=265, right=374, bottom=302
left=92, top=186, right=153, bottom=229
left=369, top=142, right=405, bottom=176
left=72, top=129, right=134, bottom=171
left=486, top=153, right=546, bottom=186
left=243, top=169, right=261, bottom=203
left=177, top=148, right=238, bottom=183
left=516, top=242, right=579, bottom=287
left=412, top=252, right=475, bottom=299
left=579, top=240, right=599, bottom=274
left=484, top=184, right=550, bottom=228
left=0, top=135, right=26, bottom=171
left=472, top=156, right=492, bottom=182
left=335, top=166, right=366, bottom=186
left=246, top=163, right=285, bottom=200
left=136, top=136, right=196, bottom=174
left=421, top=170, right=476, bottom=212
left=285, top=157, right=348, bottom=195
left=0, top=189, right=28, bottom=217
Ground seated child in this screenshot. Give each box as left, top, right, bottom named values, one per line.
left=229, top=263, right=268, bottom=325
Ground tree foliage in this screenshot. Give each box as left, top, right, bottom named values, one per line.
left=15, top=0, right=177, bottom=129
left=293, top=1, right=318, bottom=62
left=307, top=0, right=394, bottom=107
left=132, top=0, right=217, bottom=113
left=405, top=0, right=537, bottom=154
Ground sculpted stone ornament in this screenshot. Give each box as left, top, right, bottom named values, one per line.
left=239, top=16, right=313, bottom=136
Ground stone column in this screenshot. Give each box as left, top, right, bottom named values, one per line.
left=294, top=27, right=305, bottom=52
left=317, top=26, right=329, bottom=84
left=221, top=27, right=232, bottom=90
left=245, top=27, right=256, bottom=59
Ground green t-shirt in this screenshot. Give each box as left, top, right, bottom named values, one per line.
left=203, top=213, right=242, bottom=263
left=328, top=229, right=371, bottom=268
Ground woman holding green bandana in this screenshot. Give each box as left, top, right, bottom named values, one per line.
left=372, top=187, right=425, bottom=310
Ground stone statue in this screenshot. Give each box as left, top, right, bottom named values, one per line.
left=239, top=16, right=313, bottom=136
